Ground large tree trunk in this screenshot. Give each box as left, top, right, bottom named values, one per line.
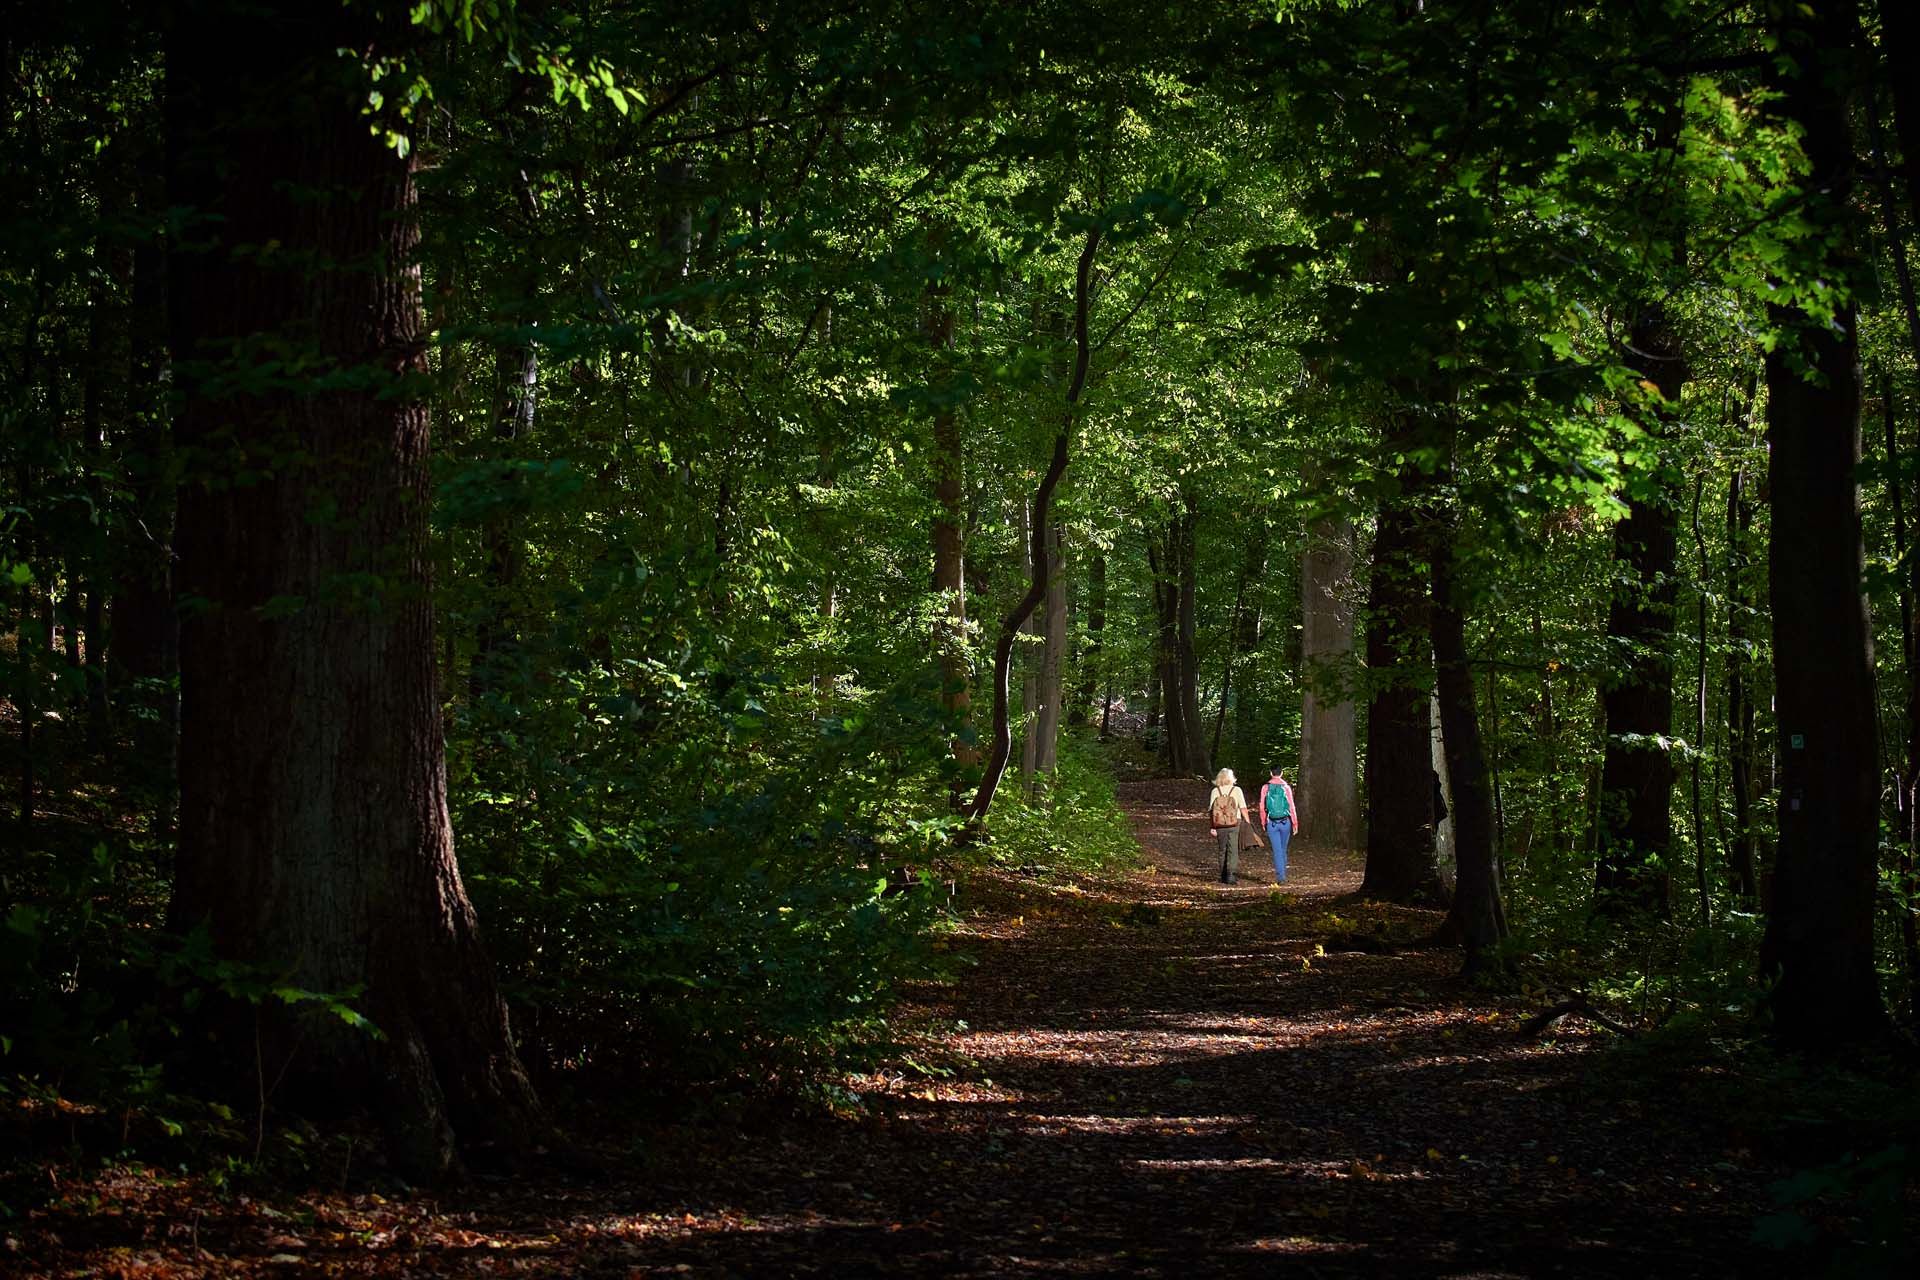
left=1361, top=487, right=1445, bottom=903
left=1594, top=304, right=1684, bottom=914
left=1431, top=507, right=1506, bottom=973
left=166, top=1, right=544, bottom=1175
left=1756, top=0, right=1887, bottom=1046
left=1299, top=514, right=1360, bottom=851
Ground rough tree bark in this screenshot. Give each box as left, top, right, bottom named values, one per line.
left=1430, top=502, right=1507, bottom=974
left=1298, top=513, right=1360, bottom=851
left=1594, top=302, right=1685, bottom=915
left=166, top=1, right=545, bottom=1175
left=1361, top=472, right=1445, bottom=904
left=1756, top=0, right=1888, bottom=1046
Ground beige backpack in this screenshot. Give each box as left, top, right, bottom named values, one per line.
left=1209, top=786, right=1240, bottom=827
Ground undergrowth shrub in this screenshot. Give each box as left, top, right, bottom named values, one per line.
left=977, top=732, right=1141, bottom=877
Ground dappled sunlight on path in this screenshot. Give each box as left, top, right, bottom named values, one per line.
left=17, top=780, right=1792, bottom=1277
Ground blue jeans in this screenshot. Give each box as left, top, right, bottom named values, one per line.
left=1265, top=819, right=1293, bottom=882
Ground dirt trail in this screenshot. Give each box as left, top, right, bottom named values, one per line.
left=18, top=780, right=1790, bottom=1277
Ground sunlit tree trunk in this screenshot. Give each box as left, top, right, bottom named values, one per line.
left=166, top=0, right=544, bottom=1174
left=1299, top=513, right=1359, bottom=850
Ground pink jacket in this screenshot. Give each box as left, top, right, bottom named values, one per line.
left=1258, top=778, right=1299, bottom=834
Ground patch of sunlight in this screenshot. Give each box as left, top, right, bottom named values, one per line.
left=1019, top=1112, right=1257, bottom=1134
left=1235, top=1236, right=1368, bottom=1255
left=956, top=1028, right=1273, bottom=1065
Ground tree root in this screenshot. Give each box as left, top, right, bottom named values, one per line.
left=1520, top=994, right=1638, bottom=1039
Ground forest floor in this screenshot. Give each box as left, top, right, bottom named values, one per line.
left=12, top=779, right=1822, bottom=1277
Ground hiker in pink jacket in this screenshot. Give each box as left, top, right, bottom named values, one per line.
left=1258, top=767, right=1299, bottom=884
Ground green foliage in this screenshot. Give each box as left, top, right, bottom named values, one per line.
left=977, top=735, right=1142, bottom=878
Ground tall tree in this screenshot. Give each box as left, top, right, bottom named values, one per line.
left=1756, top=0, right=1887, bottom=1045
left=166, top=0, right=543, bottom=1173
left=967, top=229, right=1097, bottom=824
left=1361, top=468, right=1445, bottom=904
left=1298, top=511, right=1359, bottom=851
left=1431, top=499, right=1507, bottom=973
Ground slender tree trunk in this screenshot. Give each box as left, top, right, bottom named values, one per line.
left=1144, top=622, right=1162, bottom=737
left=1210, top=558, right=1251, bottom=765
left=1361, top=481, right=1444, bottom=903
left=1299, top=514, right=1360, bottom=851
left=928, top=292, right=974, bottom=771
left=1757, top=0, right=1887, bottom=1046
left=14, top=572, right=34, bottom=834
left=1881, top=374, right=1920, bottom=1021
left=1431, top=504, right=1507, bottom=974
left=1035, top=524, right=1067, bottom=784
left=966, top=230, right=1098, bottom=824
left=1530, top=608, right=1566, bottom=858
left=1229, top=531, right=1268, bottom=779
left=1018, top=502, right=1040, bottom=796
left=1727, top=448, right=1760, bottom=903
left=1594, top=303, right=1684, bottom=915
left=1075, top=551, right=1105, bottom=730
left=166, top=0, right=545, bottom=1174
left=1689, top=472, right=1713, bottom=925
left=1149, top=529, right=1188, bottom=775
left=1175, top=498, right=1208, bottom=777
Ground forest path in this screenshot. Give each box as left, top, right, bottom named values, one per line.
left=22, top=782, right=1790, bottom=1277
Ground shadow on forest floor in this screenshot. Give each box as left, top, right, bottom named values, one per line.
left=12, top=778, right=1814, bottom=1277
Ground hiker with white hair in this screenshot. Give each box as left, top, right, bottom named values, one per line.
left=1205, top=768, right=1252, bottom=885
